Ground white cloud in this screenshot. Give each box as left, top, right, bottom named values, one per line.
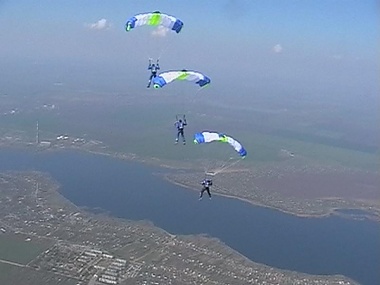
left=151, top=25, right=170, bottom=37
left=272, top=44, right=283, bottom=53
left=86, top=18, right=111, bottom=30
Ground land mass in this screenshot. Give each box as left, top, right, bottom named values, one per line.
left=1, top=131, right=380, bottom=222
left=0, top=171, right=358, bottom=285
left=1, top=90, right=379, bottom=221
left=0, top=90, right=378, bottom=284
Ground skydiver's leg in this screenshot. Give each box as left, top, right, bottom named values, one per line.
left=180, top=130, right=186, bottom=144
left=147, top=74, right=153, bottom=88
left=206, top=188, right=211, bottom=198
left=175, top=130, right=180, bottom=143
left=199, top=187, right=206, bottom=199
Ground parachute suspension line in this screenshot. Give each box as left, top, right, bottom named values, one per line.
left=175, top=114, right=186, bottom=120
left=203, top=158, right=213, bottom=176
left=203, top=165, right=209, bottom=176
left=156, top=28, right=179, bottom=61
left=147, top=35, right=168, bottom=62
left=156, top=38, right=171, bottom=60
left=187, top=86, right=204, bottom=111
left=194, top=87, right=203, bottom=100
left=125, top=11, right=184, bottom=64
left=189, top=83, right=211, bottom=111
left=146, top=36, right=159, bottom=61
left=203, top=157, right=233, bottom=176
left=211, top=157, right=232, bottom=174
left=212, top=159, right=243, bottom=175
left=213, top=160, right=239, bottom=175
left=194, top=131, right=246, bottom=176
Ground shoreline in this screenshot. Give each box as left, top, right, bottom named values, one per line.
left=0, top=170, right=361, bottom=285
left=162, top=174, right=335, bottom=219
left=79, top=147, right=380, bottom=221
left=163, top=175, right=380, bottom=222
left=1, top=143, right=379, bottom=222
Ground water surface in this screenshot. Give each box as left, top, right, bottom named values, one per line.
left=1, top=149, right=379, bottom=285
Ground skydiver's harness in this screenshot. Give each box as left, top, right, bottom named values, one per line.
left=151, top=66, right=158, bottom=74
left=177, top=122, right=185, bottom=130
left=175, top=115, right=187, bottom=130
left=202, top=179, right=213, bottom=187
left=148, top=59, right=160, bottom=75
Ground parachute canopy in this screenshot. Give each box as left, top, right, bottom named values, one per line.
left=153, top=70, right=211, bottom=89
left=125, top=11, right=183, bottom=33
left=193, top=132, right=247, bottom=157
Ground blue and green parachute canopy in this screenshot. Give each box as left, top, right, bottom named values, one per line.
left=193, top=132, right=247, bottom=157
left=153, top=70, right=211, bottom=89
left=125, top=11, right=183, bottom=33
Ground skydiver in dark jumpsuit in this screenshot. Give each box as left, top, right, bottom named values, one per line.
left=174, top=116, right=187, bottom=144
left=199, top=179, right=212, bottom=200
left=147, top=59, right=160, bottom=88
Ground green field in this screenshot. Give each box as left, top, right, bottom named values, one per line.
left=1, top=90, right=378, bottom=172
left=0, top=262, right=78, bottom=285
left=0, top=233, right=52, bottom=265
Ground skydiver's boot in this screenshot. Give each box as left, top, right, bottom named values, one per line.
left=175, top=139, right=178, bottom=144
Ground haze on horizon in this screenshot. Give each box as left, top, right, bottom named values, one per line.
left=0, top=0, right=378, bottom=149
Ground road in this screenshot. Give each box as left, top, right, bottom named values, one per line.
left=0, top=258, right=26, bottom=267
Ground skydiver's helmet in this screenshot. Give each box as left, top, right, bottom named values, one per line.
left=179, top=119, right=182, bottom=123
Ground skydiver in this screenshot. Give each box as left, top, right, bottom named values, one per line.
left=147, top=58, right=160, bottom=88
left=199, top=178, right=212, bottom=200
left=174, top=115, right=187, bottom=144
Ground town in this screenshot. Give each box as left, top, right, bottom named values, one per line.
left=0, top=171, right=356, bottom=285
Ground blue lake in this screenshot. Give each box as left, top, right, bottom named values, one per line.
left=0, top=149, right=379, bottom=285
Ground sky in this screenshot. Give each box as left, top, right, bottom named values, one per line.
left=0, top=0, right=378, bottom=106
